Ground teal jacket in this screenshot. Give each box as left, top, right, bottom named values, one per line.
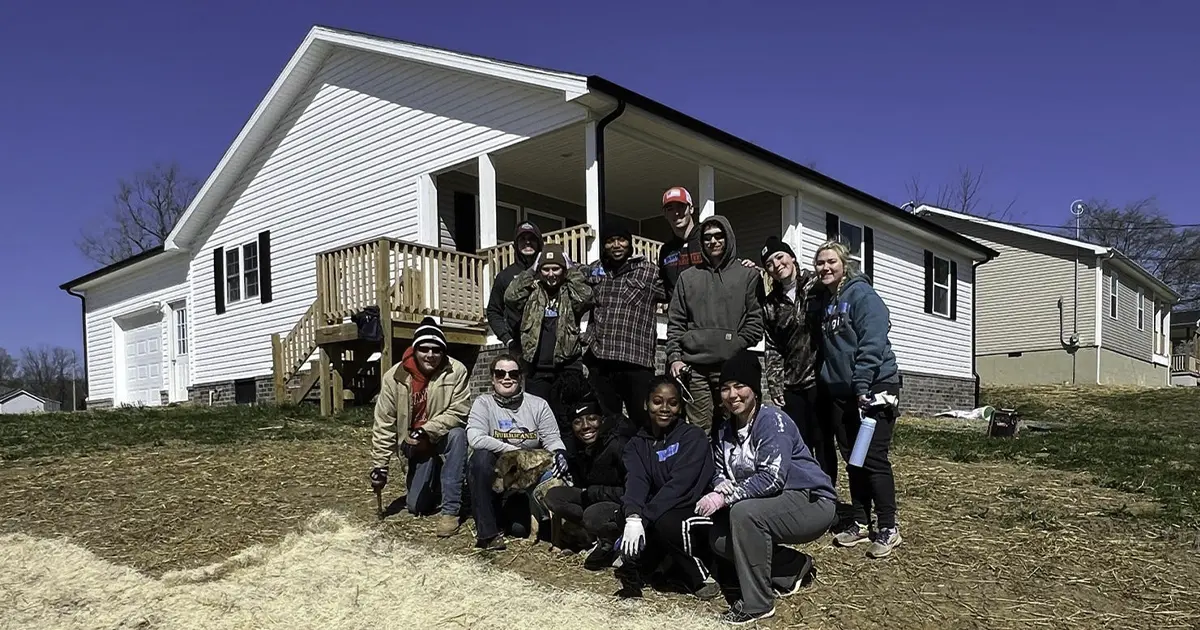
left=815, top=275, right=899, bottom=398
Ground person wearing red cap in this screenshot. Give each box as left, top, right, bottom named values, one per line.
left=657, top=186, right=704, bottom=302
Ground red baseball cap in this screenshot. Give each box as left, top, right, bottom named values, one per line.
left=662, top=186, right=693, bottom=208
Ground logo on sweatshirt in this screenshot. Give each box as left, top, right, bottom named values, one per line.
left=656, top=442, right=680, bottom=462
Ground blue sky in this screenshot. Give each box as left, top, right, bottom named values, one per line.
left=1, top=0, right=1197, bottom=356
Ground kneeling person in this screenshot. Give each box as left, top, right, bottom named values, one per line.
left=543, top=400, right=629, bottom=570
left=467, top=353, right=570, bottom=550
left=369, top=318, right=471, bottom=537
left=697, top=350, right=838, bottom=624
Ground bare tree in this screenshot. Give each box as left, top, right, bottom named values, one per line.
left=1065, top=197, right=1200, bottom=306
left=905, top=165, right=1017, bottom=219
left=18, top=345, right=79, bottom=409
left=76, top=162, right=201, bottom=265
left=0, top=347, right=17, bottom=387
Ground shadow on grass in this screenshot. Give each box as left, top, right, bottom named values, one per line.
left=0, top=403, right=373, bottom=461
left=899, top=385, right=1200, bottom=529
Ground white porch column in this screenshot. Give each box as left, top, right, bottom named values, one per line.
left=697, top=164, right=716, bottom=220
left=584, top=120, right=601, bottom=262
left=781, top=194, right=799, bottom=254
left=417, top=173, right=439, bottom=247
left=478, top=154, right=497, bottom=248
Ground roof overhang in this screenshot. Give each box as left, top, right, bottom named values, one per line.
left=59, top=246, right=184, bottom=293
left=0, top=389, right=51, bottom=405
left=164, top=25, right=590, bottom=252
left=917, top=204, right=1181, bottom=301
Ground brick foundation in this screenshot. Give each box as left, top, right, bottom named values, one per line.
left=898, top=371, right=977, bottom=416
left=188, top=376, right=277, bottom=406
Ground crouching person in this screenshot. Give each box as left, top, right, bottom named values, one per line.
left=543, top=399, right=629, bottom=570
left=616, top=376, right=721, bottom=600
left=369, top=318, right=471, bottom=537
left=697, top=350, right=838, bottom=624
left=467, top=353, right=570, bottom=550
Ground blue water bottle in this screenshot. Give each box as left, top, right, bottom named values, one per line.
left=848, top=412, right=876, bottom=468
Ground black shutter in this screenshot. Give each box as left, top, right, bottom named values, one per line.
left=214, top=247, right=226, bottom=315
left=825, top=212, right=840, bottom=241
left=949, top=259, right=958, bottom=320
left=258, top=230, right=273, bottom=304
left=864, top=226, right=875, bottom=280
left=923, top=250, right=934, bottom=314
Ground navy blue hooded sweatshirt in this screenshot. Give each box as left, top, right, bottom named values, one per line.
left=621, top=417, right=714, bottom=522
left=816, top=274, right=900, bottom=398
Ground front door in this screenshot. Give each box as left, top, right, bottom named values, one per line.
left=170, top=302, right=190, bottom=402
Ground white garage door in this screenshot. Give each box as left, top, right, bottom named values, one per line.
left=121, top=313, right=163, bottom=406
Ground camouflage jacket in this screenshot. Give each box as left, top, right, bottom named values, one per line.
left=504, top=266, right=596, bottom=367
left=760, top=269, right=821, bottom=400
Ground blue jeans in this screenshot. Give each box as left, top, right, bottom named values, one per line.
left=405, top=426, right=467, bottom=517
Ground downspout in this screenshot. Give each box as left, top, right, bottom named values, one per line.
left=594, top=100, right=627, bottom=234
left=66, top=288, right=87, bottom=412
left=972, top=260, right=981, bottom=408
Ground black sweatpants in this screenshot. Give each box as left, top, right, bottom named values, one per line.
left=624, top=507, right=715, bottom=591
left=782, top=386, right=838, bottom=486
left=525, top=360, right=584, bottom=419
left=542, top=485, right=623, bottom=542
left=822, top=383, right=900, bottom=529
left=468, top=449, right=534, bottom=542
left=586, top=355, right=653, bottom=437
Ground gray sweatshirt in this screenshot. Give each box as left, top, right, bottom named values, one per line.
left=467, top=392, right=566, bottom=454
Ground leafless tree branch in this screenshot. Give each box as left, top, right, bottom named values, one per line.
left=76, top=161, right=201, bottom=265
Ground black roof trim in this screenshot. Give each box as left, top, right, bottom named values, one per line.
left=586, top=76, right=998, bottom=260
left=59, top=246, right=167, bottom=292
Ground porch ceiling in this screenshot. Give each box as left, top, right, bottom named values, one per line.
left=454, top=124, right=762, bottom=220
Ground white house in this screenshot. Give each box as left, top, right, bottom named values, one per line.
left=917, top=205, right=1179, bottom=386
left=0, top=389, right=62, bottom=414
left=61, top=25, right=997, bottom=415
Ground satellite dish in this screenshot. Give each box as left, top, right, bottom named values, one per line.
left=1070, top=199, right=1087, bottom=216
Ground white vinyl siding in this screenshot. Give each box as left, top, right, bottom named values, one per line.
left=188, top=47, right=587, bottom=384
left=81, top=255, right=189, bottom=403
left=799, top=199, right=974, bottom=379
left=1101, top=267, right=1155, bottom=362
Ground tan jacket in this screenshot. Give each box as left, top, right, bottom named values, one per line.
left=370, top=356, right=471, bottom=469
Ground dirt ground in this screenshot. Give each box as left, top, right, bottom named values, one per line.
left=3, top=423, right=1198, bottom=629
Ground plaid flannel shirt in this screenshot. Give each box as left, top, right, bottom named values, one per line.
left=582, top=256, right=665, bottom=369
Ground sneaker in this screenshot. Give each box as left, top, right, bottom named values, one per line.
left=694, top=580, right=722, bottom=600
left=583, top=541, right=617, bottom=571
left=832, top=522, right=871, bottom=547
left=475, top=535, right=506, bottom=551
left=867, top=527, right=902, bottom=558
left=773, top=556, right=817, bottom=597
left=435, top=515, right=460, bottom=538
left=720, top=603, right=776, bottom=625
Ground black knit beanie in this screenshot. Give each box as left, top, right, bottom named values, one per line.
left=759, top=236, right=796, bottom=267
left=719, top=350, right=762, bottom=401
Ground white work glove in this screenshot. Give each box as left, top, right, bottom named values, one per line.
left=620, top=515, right=646, bottom=557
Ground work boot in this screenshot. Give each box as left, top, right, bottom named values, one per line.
left=832, top=522, right=871, bottom=547
left=866, top=526, right=902, bottom=559
left=435, top=514, right=460, bottom=538
left=583, top=540, right=617, bottom=571
left=693, top=580, right=722, bottom=601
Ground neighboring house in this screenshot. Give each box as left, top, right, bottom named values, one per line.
left=60, top=25, right=998, bottom=416
left=1170, top=308, right=1199, bottom=386
left=0, top=388, right=61, bottom=414
left=917, top=205, right=1180, bottom=387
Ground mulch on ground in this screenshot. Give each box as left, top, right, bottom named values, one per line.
left=3, top=423, right=1198, bottom=629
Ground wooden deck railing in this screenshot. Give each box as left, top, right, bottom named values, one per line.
left=1171, top=353, right=1199, bottom=374
left=314, top=237, right=489, bottom=327
left=271, top=301, right=319, bottom=400
left=632, top=234, right=661, bottom=263
left=478, top=224, right=595, bottom=272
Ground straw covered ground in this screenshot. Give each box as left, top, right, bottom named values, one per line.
left=2, top=386, right=1198, bottom=629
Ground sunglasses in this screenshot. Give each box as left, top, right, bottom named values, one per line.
left=702, top=232, right=726, bottom=242
left=492, top=369, right=522, bottom=380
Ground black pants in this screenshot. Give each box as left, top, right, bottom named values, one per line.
left=468, top=449, right=534, bottom=542
left=525, top=360, right=583, bottom=411
left=782, top=387, right=839, bottom=486
left=822, top=383, right=900, bottom=529
left=586, top=355, right=653, bottom=437
left=625, top=507, right=715, bottom=591
left=542, top=485, right=623, bottom=542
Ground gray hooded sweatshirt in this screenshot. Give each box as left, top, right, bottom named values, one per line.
left=665, top=215, right=765, bottom=367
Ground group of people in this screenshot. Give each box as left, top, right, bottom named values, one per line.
left=369, top=186, right=904, bottom=625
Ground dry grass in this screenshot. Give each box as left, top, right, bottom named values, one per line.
left=4, top=429, right=1198, bottom=629
left=0, top=511, right=724, bottom=630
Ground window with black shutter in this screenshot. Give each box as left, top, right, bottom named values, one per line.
left=825, top=212, right=874, bottom=279
left=924, top=249, right=956, bottom=320
left=216, top=231, right=273, bottom=309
